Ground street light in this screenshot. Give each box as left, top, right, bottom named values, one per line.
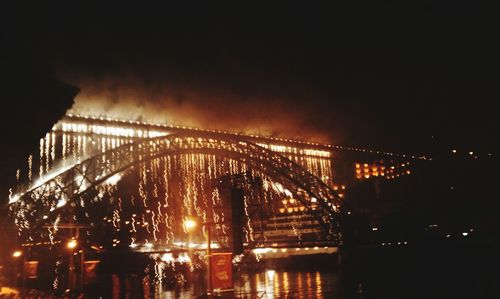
left=66, top=238, right=78, bottom=291
left=183, top=217, right=214, bottom=297
left=11, top=250, right=24, bottom=289
left=67, top=239, right=78, bottom=250
left=205, top=222, right=214, bottom=297
left=183, top=218, right=197, bottom=232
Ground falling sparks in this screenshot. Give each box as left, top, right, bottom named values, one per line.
left=10, top=113, right=349, bottom=258
left=28, top=154, right=33, bottom=183
left=104, top=173, right=123, bottom=186
left=56, top=198, right=67, bottom=208
left=8, top=188, right=19, bottom=204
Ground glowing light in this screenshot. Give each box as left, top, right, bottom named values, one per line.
left=253, top=248, right=272, bottom=254
left=104, top=173, right=123, bottom=186
left=161, top=253, right=174, bottom=262
left=178, top=253, right=191, bottom=263
left=56, top=198, right=67, bottom=208
left=266, top=270, right=276, bottom=280
left=12, top=250, right=22, bottom=258
left=183, top=218, right=197, bottom=232
left=67, top=239, right=78, bottom=250
left=8, top=193, right=20, bottom=204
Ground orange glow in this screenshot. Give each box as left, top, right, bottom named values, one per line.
left=183, top=218, right=197, bottom=232
left=67, top=239, right=78, bottom=250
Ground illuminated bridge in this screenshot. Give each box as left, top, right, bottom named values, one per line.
left=9, top=114, right=426, bottom=256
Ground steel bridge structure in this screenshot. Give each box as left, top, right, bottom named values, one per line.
left=11, top=130, right=342, bottom=251
left=9, top=114, right=424, bottom=252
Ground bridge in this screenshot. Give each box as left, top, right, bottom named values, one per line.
left=9, top=114, right=424, bottom=255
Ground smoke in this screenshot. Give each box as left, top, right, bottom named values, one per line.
left=66, top=73, right=340, bottom=144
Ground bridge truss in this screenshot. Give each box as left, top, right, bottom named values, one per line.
left=11, top=132, right=342, bottom=247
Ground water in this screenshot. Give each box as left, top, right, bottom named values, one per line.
left=118, top=241, right=500, bottom=299
left=155, top=269, right=344, bottom=298
left=12, top=241, right=500, bottom=298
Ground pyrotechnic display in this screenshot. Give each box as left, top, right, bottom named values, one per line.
left=7, top=113, right=343, bottom=293
left=11, top=114, right=340, bottom=242
left=1, top=2, right=497, bottom=298
left=6, top=111, right=419, bottom=295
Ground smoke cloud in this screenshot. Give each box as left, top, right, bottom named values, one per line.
left=66, top=73, right=341, bottom=144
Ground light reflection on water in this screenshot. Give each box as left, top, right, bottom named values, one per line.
left=155, top=269, right=342, bottom=298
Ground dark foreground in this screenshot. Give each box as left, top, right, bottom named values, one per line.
left=2, top=238, right=499, bottom=298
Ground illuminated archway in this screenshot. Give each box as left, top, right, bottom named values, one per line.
left=11, top=132, right=342, bottom=245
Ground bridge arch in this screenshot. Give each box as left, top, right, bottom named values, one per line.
left=12, top=132, right=342, bottom=243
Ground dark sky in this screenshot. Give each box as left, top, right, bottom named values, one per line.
left=0, top=3, right=498, bottom=256
left=1, top=2, right=499, bottom=155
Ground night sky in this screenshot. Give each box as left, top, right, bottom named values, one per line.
left=1, top=3, right=499, bottom=220
left=1, top=2, right=498, bottom=156
left=0, top=4, right=499, bottom=295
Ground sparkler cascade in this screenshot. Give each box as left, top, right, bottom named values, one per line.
left=6, top=113, right=423, bottom=291
left=10, top=114, right=342, bottom=253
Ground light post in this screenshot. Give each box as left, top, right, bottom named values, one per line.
left=205, top=224, right=213, bottom=297
left=11, top=250, right=23, bottom=289
left=183, top=217, right=213, bottom=297
left=66, top=238, right=85, bottom=291
left=67, top=238, right=78, bottom=291
left=43, top=224, right=88, bottom=292
left=79, top=249, right=85, bottom=289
